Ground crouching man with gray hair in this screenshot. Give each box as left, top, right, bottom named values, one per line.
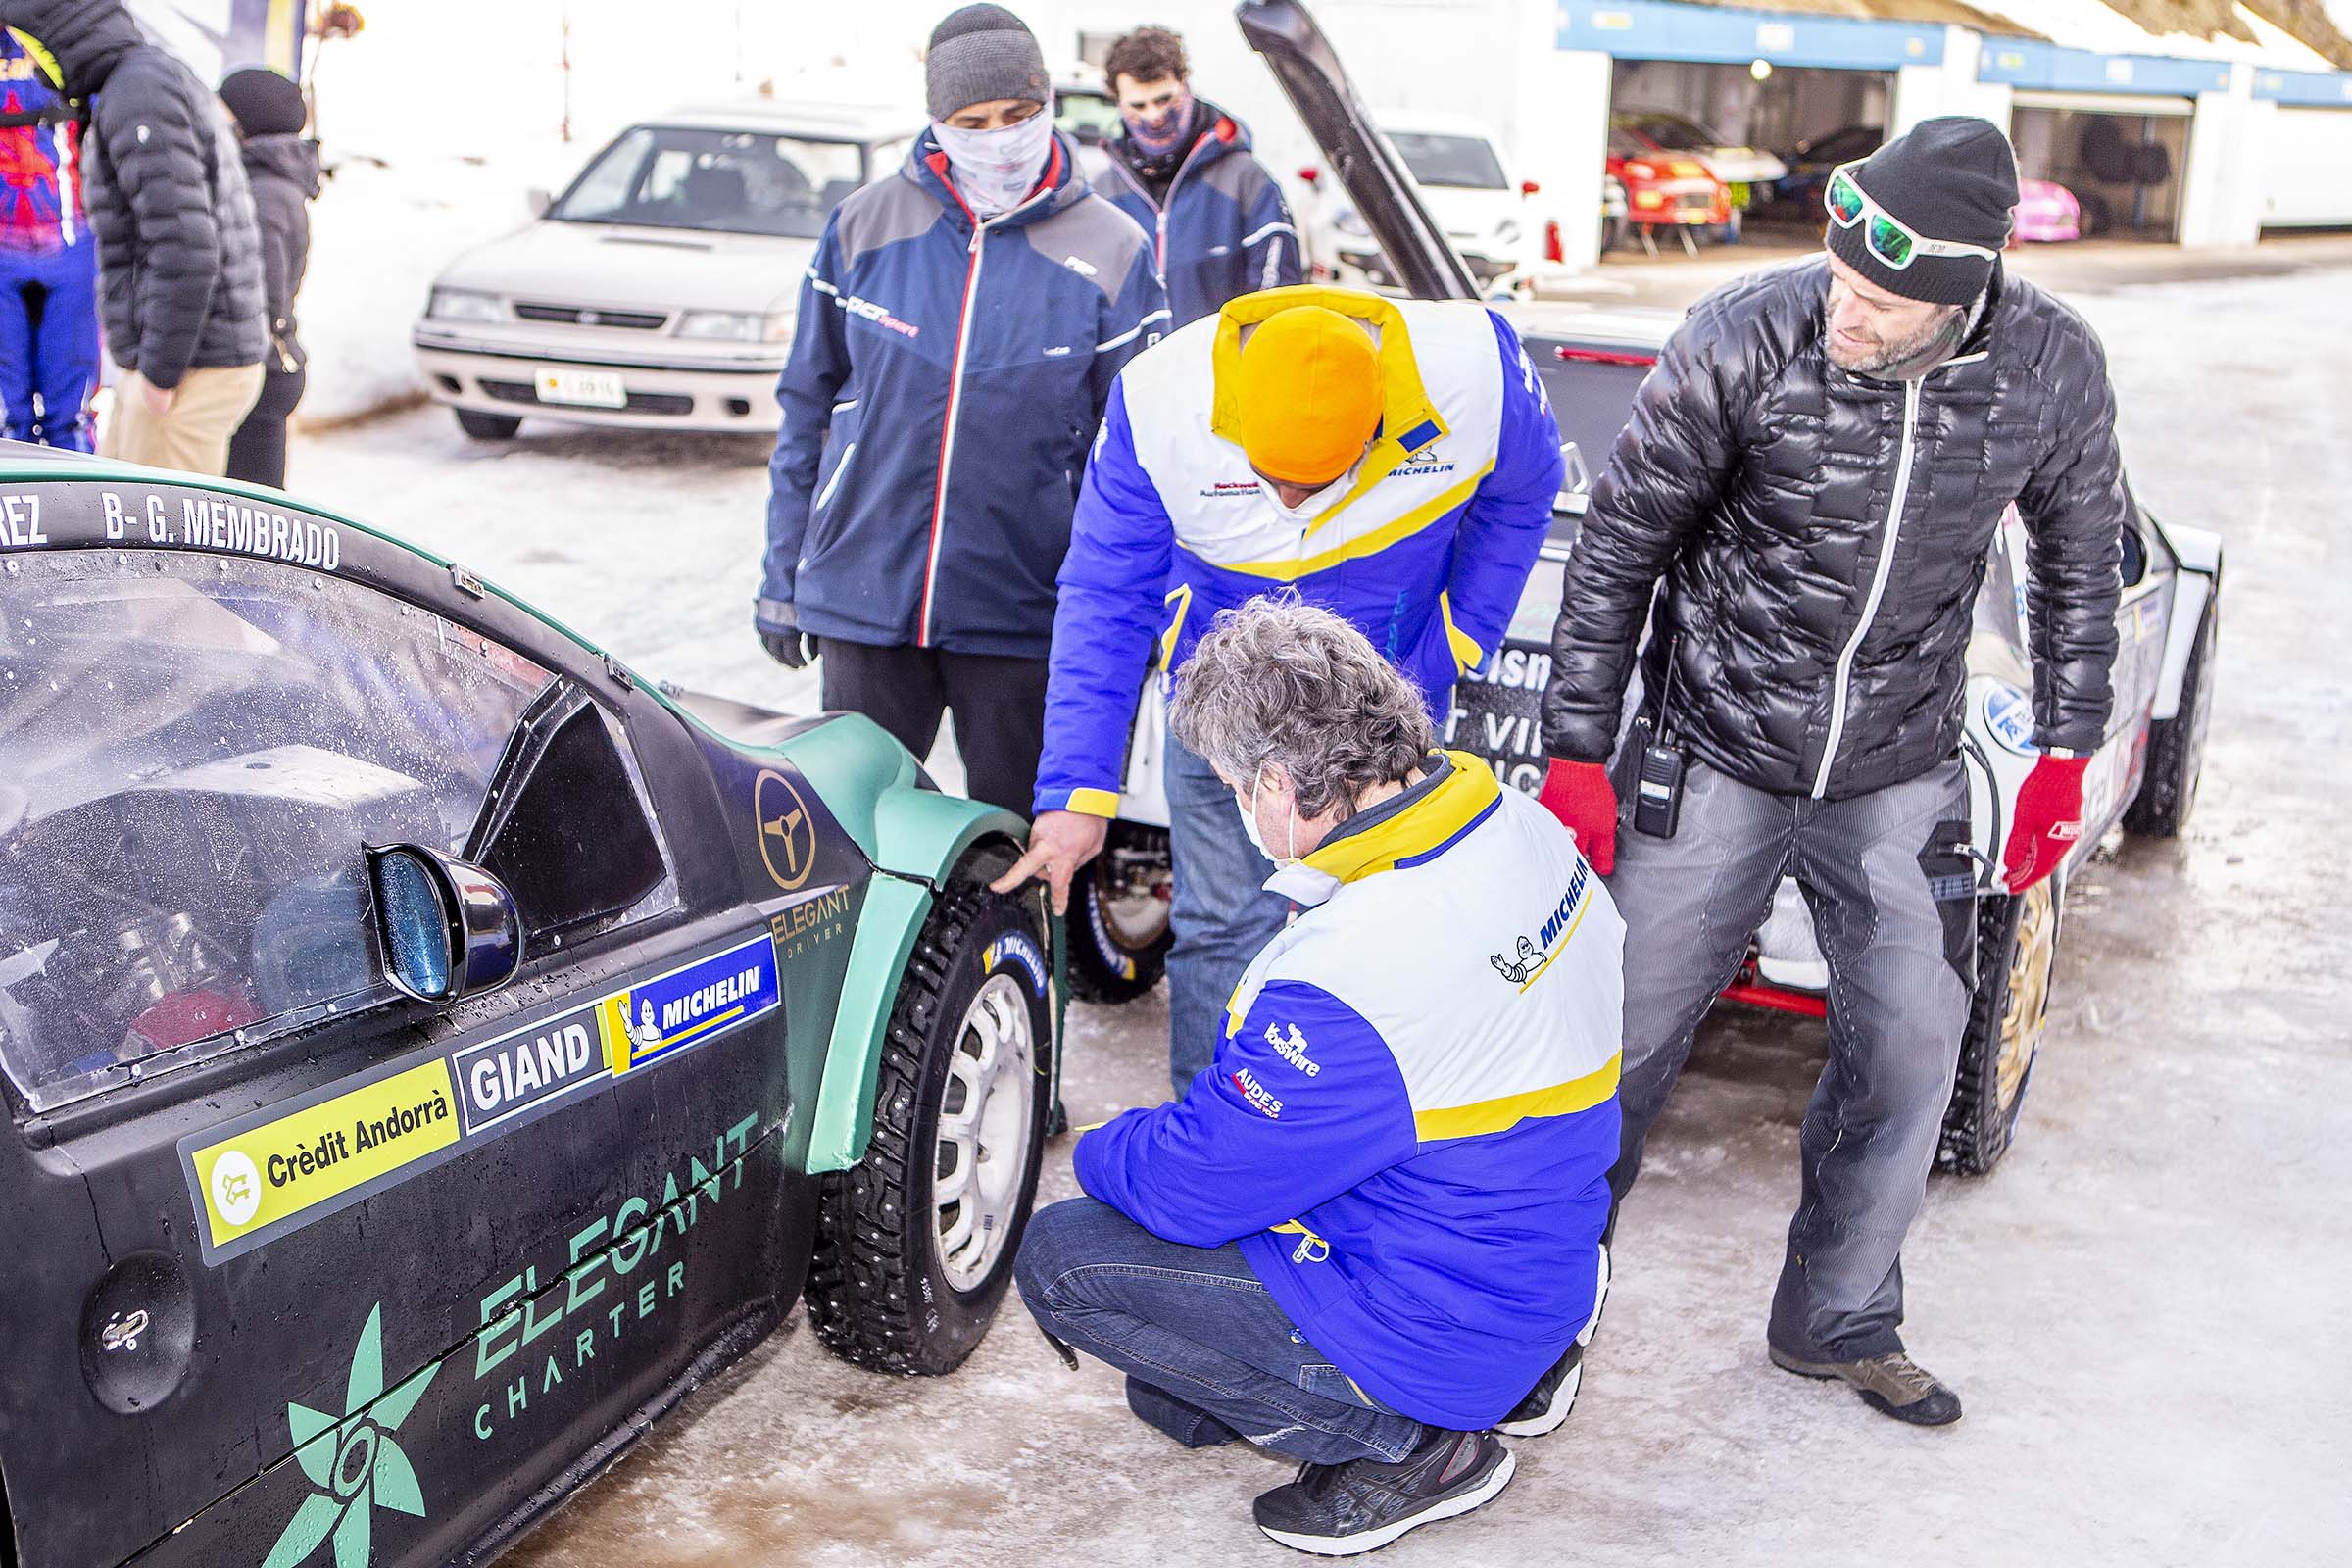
left=1014, top=599, right=1622, bottom=1557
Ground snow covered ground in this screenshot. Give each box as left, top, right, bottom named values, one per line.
left=279, top=244, right=2352, bottom=1568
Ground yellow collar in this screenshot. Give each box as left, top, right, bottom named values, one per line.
left=1208, top=285, right=1454, bottom=538
left=1299, top=752, right=1502, bottom=887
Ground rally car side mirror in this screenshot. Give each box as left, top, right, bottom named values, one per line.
left=367, top=844, right=522, bottom=1004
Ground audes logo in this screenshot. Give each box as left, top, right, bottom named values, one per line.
left=754, top=768, right=816, bottom=891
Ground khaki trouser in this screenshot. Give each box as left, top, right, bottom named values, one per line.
left=102, top=363, right=267, bottom=476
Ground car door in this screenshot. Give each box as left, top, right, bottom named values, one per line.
left=0, top=515, right=796, bottom=1568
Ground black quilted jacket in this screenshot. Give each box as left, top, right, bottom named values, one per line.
left=22, top=0, right=268, bottom=385
left=1542, top=257, right=2126, bottom=801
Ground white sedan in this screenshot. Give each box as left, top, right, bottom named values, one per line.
left=414, top=102, right=918, bottom=440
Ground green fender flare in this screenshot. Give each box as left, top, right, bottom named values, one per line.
left=772, top=711, right=1037, bottom=1173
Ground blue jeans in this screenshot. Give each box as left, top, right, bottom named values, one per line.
left=1605, top=757, right=1976, bottom=1361
left=1015, top=1197, right=1426, bottom=1465
left=0, top=240, right=100, bottom=451
left=1165, top=733, right=1291, bottom=1095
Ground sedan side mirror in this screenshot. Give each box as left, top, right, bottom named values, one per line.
left=1520, top=178, right=1541, bottom=197
left=525, top=187, right=553, bottom=219
left=368, top=844, right=522, bottom=1004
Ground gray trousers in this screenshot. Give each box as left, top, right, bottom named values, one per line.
left=1607, top=756, right=1976, bottom=1361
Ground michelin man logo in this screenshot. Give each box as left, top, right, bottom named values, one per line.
left=1491, top=937, right=1540, bottom=986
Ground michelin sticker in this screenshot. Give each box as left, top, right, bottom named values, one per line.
left=1983, top=685, right=2040, bottom=756
left=983, top=930, right=1050, bottom=998
left=180, top=932, right=781, bottom=1264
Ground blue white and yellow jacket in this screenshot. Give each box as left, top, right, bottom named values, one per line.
left=1033, top=286, right=1562, bottom=818
left=1075, top=754, right=1622, bottom=1431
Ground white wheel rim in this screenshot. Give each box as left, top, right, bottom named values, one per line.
left=932, top=972, right=1036, bottom=1293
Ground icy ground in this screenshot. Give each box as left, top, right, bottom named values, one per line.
left=284, top=249, right=2352, bottom=1566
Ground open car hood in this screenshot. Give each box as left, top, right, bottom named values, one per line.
left=1238, top=0, right=1477, bottom=302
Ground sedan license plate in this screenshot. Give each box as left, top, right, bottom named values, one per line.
left=535, top=369, right=626, bottom=409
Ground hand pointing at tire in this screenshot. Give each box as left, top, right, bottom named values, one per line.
left=991, top=809, right=1109, bottom=915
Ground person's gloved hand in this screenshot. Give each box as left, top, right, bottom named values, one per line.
left=2001, top=752, right=2089, bottom=894
left=1538, top=758, right=1619, bottom=875
left=760, top=629, right=815, bottom=669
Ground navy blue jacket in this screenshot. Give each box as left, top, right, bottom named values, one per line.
left=758, top=132, right=1168, bottom=658
left=1098, top=103, right=1300, bottom=329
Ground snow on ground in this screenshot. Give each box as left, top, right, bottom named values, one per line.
left=281, top=244, right=2352, bottom=1567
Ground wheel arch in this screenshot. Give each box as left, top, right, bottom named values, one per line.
left=2150, top=522, right=2222, bottom=721
left=800, top=824, right=1033, bottom=1177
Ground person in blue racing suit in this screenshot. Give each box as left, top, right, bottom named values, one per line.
left=0, top=26, right=99, bottom=450
left=1017, top=599, right=1623, bottom=1557
left=995, top=285, right=1563, bottom=1094
left=1094, top=25, right=1300, bottom=327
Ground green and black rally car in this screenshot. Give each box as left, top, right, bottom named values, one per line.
left=0, top=448, right=1056, bottom=1567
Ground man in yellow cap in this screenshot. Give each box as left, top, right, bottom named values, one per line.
left=997, top=283, right=1564, bottom=1092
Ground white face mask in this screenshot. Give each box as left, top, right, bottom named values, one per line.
left=931, top=104, right=1055, bottom=219
left=1257, top=459, right=1361, bottom=523
left=1236, top=772, right=1300, bottom=867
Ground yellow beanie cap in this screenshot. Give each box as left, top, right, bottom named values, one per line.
left=1233, top=306, right=1381, bottom=487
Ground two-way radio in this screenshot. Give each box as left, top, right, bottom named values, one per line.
left=1632, top=637, right=1688, bottom=840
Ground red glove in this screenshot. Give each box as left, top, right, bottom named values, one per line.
left=1538, top=759, right=1619, bottom=875
left=2002, top=753, right=2089, bottom=894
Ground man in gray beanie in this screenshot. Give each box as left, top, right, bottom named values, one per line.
left=1538, top=115, right=2130, bottom=1428
left=756, top=5, right=1165, bottom=814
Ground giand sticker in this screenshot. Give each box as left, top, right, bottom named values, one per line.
left=983, top=931, right=1050, bottom=997
left=1982, top=684, right=2040, bottom=756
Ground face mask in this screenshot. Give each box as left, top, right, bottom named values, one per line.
left=1236, top=772, right=1300, bottom=867
left=1123, top=84, right=1196, bottom=160
left=931, top=104, right=1055, bottom=219
left=1258, top=459, right=1360, bottom=524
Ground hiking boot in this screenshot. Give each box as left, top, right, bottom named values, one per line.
left=1768, top=1345, right=1964, bottom=1427
left=1579, top=1241, right=1611, bottom=1347
left=1251, top=1429, right=1515, bottom=1556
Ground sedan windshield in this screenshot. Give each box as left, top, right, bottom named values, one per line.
left=1390, top=132, right=1507, bottom=191
left=551, top=126, right=865, bottom=238
left=1622, top=113, right=1721, bottom=150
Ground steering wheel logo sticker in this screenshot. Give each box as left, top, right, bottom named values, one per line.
left=755, top=769, right=817, bottom=891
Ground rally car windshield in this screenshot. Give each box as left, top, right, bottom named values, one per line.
left=550, top=125, right=865, bottom=239
left=0, top=554, right=554, bottom=1111
left=1390, top=132, right=1507, bottom=190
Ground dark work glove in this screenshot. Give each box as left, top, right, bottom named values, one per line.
left=760, top=629, right=815, bottom=669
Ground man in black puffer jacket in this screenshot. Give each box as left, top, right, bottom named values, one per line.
left=220, top=65, right=317, bottom=487
left=1538, top=119, right=2126, bottom=1428
left=12, top=0, right=265, bottom=474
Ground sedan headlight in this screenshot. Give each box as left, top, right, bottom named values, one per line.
left=426, top=287, right=505, bottom=324
left=677, top=309, right=796, bottom=344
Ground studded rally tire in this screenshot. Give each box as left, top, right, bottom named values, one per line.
left=1939, top=880, right=2057, bottom=1176
left=805, top=878, right=1053, bottom=1375
left=454, top=408, right=522, bottom=441
left=1066, top=822, right=1173, bottom=1004
left=2125, top=598, right=2217, bottom=838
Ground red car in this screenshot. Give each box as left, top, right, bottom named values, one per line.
left=1607, top=124, right=1730, bottom=241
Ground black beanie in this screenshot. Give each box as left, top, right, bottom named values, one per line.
left=220, top=67, right=306, bottom=136
left=925, top=4, right=1049, bottom=122
left=1826, top=116, right=2018, bottom=306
